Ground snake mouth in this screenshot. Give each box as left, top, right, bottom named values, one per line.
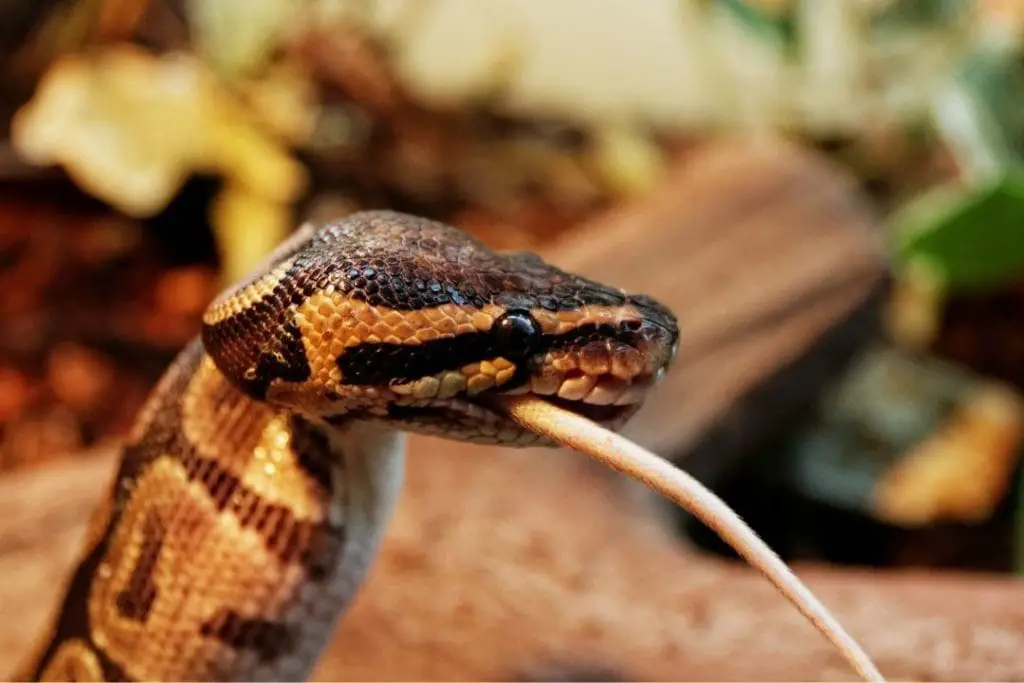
left=384, top=366, right=665, bottom=443
left=387, top=395, right=635, bottom=430
left=512, top=370, right=666, bottom=426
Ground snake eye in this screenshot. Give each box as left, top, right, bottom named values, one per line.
left=493, top=309, right=541, bottom=359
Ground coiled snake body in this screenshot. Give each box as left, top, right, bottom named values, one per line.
left=21, top=211, right=678, bottom=681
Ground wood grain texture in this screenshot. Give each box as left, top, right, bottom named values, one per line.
left=4, top=440, right=1024, bottom=681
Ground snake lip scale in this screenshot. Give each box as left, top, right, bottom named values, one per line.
left=22, top=210, right=679, bottom=682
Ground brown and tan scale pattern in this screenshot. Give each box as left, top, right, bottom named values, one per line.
left=527, top=304, right=643, bottom=337
left=203, top=222, right=319, bottom=327
left=27, top=342, right=407, bottom=682
left=292, top=291, right=506, bottom=392
left=23, top=211, right=678, bottom=682
left=203, top=258, right=298, bottom=326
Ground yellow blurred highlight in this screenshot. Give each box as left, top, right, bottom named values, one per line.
left=11, top=45, right=309, bottom=278
left=212, top=184, right=292, bottom=283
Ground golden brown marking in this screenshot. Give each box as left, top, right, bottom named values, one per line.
left=37, top=640, right=103, bottom=682
left=390, top=357, right=518, bottom=399
left=203, top=257, right=295, bottom=325
left=114, top=509, right=165, bottom=622
left=89, top=455, right=319, bottom=680
left=181, top=358, right=330, bottom=522
left=182, top=357, right=277, bottom=448
left=293, top=292, right=505, bottom=389
left=202, top=217, right=321, bottom=325
left=199, top=609, right=297, bottom=663
left=82, top=360, right=340, bottom=680
left=528, top=304, right=643, bottom=336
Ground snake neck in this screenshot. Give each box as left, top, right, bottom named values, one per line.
left=24, top=339, right=407, bottom=682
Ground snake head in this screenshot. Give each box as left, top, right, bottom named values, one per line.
left=202, top=211, right=678, bottom=446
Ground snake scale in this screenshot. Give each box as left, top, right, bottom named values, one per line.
left=19, top=211, right=679, bottom=682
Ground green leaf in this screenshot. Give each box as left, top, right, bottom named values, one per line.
left=892, top=171, right=1024, bottom=291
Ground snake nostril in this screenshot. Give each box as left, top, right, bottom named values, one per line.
left=627, top=294, right=676, bottom=329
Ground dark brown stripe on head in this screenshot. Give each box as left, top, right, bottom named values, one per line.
left=115, top=509, right=166, bottom=623
left=200, top=609, right=296, bottom=663
left=543, top=321, right=670, bottom=351
left=336, top=329, right=507, bottom=386
left=334, top=321, right=665, bottom=387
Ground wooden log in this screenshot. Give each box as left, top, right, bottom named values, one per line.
left=4, top=440, right=1024, bottom=681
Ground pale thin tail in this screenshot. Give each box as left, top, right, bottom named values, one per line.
left=492, top=394, right=885, bottom=683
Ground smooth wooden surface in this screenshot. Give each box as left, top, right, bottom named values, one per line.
left=8, top=137, right=1017, bottom=682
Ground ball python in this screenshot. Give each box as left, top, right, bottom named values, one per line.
left=19, top=211, right=681, bottom=681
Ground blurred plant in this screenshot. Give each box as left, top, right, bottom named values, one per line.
left=0, top=0, right=150, bottom=95
left=185, top=0, right=303, bottom=82
left=2, top=0, right=983, bottom=282
left=768, top=347, right=1023, bottom=529
left=10, top=45, right=311, bottom=282
left=695, top=0, right=973, bottom=132
left=888, top=21, right=1024, bottom=349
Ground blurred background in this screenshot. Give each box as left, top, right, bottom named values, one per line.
left=2, top=0, right=1024, bottom=679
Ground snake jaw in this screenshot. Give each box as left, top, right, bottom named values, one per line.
left=380, top=360, right=668, bottom=446
left=370, top=313, right=674, bottom=444
left=536, top=365, right=667, bottom=425
left=282, top=318, right=673, bottom=445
